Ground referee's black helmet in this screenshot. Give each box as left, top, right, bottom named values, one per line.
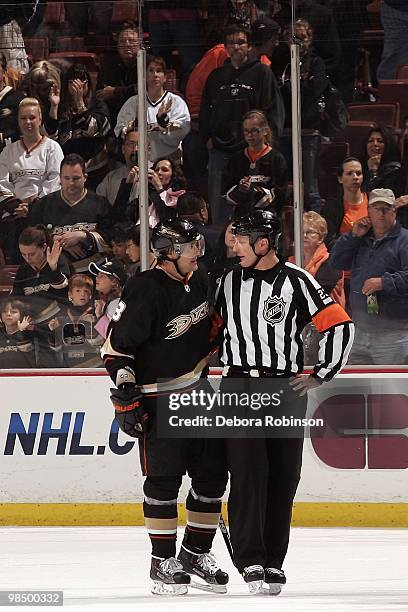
left=151, top=218, right=203, bottom=258
left=232, top=210, right=280, bottom=247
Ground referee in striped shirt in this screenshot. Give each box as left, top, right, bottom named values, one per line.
left=213, top=210, right=354, bottom=595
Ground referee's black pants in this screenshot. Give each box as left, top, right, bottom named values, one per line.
left=222, top=375, right=306, bottom=572
left=226, top=435, right=304, bottom=572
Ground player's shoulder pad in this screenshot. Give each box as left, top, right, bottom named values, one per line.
left=121, top=269, right=164, bottom=300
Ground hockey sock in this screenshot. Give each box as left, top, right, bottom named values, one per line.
left=183, top=487, right=222, bottom=553
left=143, top=477, right=180, bottom=559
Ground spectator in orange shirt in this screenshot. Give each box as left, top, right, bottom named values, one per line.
left=323, top=156, right=368, bottom=249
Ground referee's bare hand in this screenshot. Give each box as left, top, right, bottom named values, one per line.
left=289, top=374, right=321, bottom=396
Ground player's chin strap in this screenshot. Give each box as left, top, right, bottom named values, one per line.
left=158, top=255, right=191, bottom=291
left=248, top=235, right=272, bottom=269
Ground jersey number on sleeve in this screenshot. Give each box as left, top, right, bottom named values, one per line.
left=112, top=300, right=126, bottom=322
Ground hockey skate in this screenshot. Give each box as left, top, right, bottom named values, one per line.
left=261, top=567, right=286, bottom=595
left=242, top=564, right=265, bottom=594
left=178, top=545, right=229, bottom=593
left=150, top=556, right=191, bottom=595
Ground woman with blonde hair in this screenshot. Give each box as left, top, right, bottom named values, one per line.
left=0, top=98, right=64, bottom=261
left=223, top=109, right=288, bottom=218
left=22, top=61, right=62, bottom=115
left=289, top=211, right=345, bottom=363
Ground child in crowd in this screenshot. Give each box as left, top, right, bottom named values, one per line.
left=47, top=274, right=103, bottom=368
left=0, top=299, right=35, bottom=368
left=88, top=260, right=126, bottom=339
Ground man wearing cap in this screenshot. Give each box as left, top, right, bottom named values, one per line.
left=330, top=188, right=408, bottom=364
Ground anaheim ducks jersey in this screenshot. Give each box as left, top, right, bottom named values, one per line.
left=102, top=266, right=211, bottom=392
left=215, top=260, right=354, bottom=382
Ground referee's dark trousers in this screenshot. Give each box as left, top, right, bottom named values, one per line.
left=223, top=373, right=306, bottom=572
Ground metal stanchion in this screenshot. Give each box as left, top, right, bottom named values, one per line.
left=136, top=36, right=150, bottom=271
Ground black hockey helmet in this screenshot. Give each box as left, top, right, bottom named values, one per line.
left=151, top=218, right=204, bottom=259
left=232, top=210, right=280, bottom=248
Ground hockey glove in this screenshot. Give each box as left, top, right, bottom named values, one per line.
left=110, top=384, right=149, bottom=438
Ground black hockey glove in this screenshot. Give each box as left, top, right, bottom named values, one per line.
left=110, top=384, right=149, bottom=439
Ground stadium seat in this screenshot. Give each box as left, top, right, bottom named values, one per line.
left=377, top=81, right=408, bottom=126
left=49, top=51, right=99, bottom=73
left=23, top=37, right=49, bottom=63
left=319, top=141, right=350, bottom=200
left=347, top=103, right=400, bottom=129
left=111, top=1, right=137, bottom=24
left=85, top=35, right=114, bottom=55
left=343, top=121, right=376, bottom=157
left=396, top=65, right=408, bottom=80
left=0, top=265, right=18, bottom=296
left=55, top=37, right=86, bottom=52
left=165, top=69, right=179, bottom=94
left=43, top=1, right=65, bottom=25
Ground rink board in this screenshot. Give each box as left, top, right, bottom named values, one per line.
left=0, top=369, right=407, bottom=526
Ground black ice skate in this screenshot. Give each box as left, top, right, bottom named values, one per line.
left=242, top=564, right=265, bottom=594
left=178, top=545, right=229, bottom=593
left=261, top=567, right=286, bottom=595
left=150, top=556, right=191, bottom=595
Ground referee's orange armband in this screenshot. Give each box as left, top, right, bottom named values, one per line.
left=312, top=303, right=352, bottom=333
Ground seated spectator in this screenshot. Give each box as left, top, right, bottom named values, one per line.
left=22, top=61, right=62, bottom=121
left=109, top=223, right=141, bottom=279
left=43, top=64, right=111, bottom=191
left=96, top=127, right=152, bottom=206
left=147, top=157, right=186, bottom=226
left=0, top=97, right=64, bottom=209
left=124, top=225, right=156, bottom=275
left=47, top=272, right=103, bottom=368
left=28, top=154, right=116, bottom=273
left=288, top=211, right=345, bottom=364
left=330, top=188, right=408, bottom=365
left=12, top=225, right=69, bottom=366
left=96, top=22, right=141, bottom=123
left=361, top=127, right=403, bottom=198
left=0, top=97, right=64, bottom=262
left=176, top=191, right=220, bottom=268
left=114, top=156, right=186, bottom=228
left=0, top=55, right=24, bottom=152
left=273, top=19, right=327, bottom=212
left=223, top=109, right=288, bottom=218
left=324, top=156, right=368, bottom=248
left=115, top=56, right=191, bottom=162
left=0, top=298, right=35, bottom=368
left=88, top=259, right=126, bottom=339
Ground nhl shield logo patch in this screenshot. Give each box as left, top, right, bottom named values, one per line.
left=263, top=296, right=286, bottom=326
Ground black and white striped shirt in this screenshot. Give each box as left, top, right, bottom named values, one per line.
left=215, top=260, right=354, bottom=382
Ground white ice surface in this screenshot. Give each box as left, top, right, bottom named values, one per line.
left=0, top=526, right=407, bottom=611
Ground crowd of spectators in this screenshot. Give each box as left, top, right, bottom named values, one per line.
left=1, top=0, right=408, bottom=368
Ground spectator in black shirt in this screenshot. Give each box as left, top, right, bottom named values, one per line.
left=96, top=23, right=141, bottom=123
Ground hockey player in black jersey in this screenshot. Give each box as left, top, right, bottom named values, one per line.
left=214, top=210, right=354, bottom=595
left=102, top=219, right=228, bottom=596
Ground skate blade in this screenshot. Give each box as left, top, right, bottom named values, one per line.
left=189, top=579, right=227, bottom=594
left=260, top=583, right=282, bottom=596
left=247, top=580, right=263, bottom=594
left=151, top=581, right=188, bottom=596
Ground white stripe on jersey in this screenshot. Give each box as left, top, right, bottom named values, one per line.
left=218, top=262, right=353, bottom=380
left=240, top=277, right=257, bottom=365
